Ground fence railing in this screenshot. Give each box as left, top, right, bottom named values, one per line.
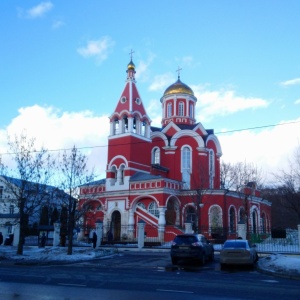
left=23, top=225, right=300, bottom=254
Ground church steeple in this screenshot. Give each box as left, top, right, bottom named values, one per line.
left=109, top=53, right=151, bottom=139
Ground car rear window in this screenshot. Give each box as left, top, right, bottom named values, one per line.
left=174, top=236, right=197, bottom=244
left=223, top=241, right=247, bottom=249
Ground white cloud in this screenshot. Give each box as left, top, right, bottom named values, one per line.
left=294, top=99, right=300, bottom=105
left=52, top=19, right=64, bottom=29
left=77, top=37, right=115, bottom=63
left=2, top=105, right=299, bottom=185
left=219, top=118, right=300, bottom=183
left=135, top=53, right=155, bottom=82
left=1, top=105, right=109, bottom=179
left=22, top=2, right=53, bottom=19
left=280, top=78, right=300, bottom=86
left=192, top=86, right=269, bottom=122
left=149, top=72, right=175, bottom=92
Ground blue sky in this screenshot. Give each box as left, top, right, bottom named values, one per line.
left=1, top=1, right=300, bottom=183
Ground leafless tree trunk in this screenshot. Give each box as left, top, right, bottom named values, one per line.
left=57, top=146, right=94, bottom=255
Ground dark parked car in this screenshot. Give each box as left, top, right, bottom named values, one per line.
left=220, top=239, right=259, bottom=268
left=170, top=233, right=214, bottom=265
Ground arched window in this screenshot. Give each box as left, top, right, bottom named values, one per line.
left=186, top=206, right=197, bottom=231
left=209, top=205, right=222, bottom=230
left=148, top=201, right=159, bottom=218
left=122, top=115, right=128, bottom=133
left=111, top=166, right=117, bottom=185
left=209, top=149, right=215, bottom=188
left=229, top=207, right=236, bottom=233
left=178, top=101, right=184, bottom=116
left=118, top=165, right=125, bottom=185
left=239, top=208, right=246, bottom=224
left=133, top=117, right=137, bottom=133
left=167, top=102, right=172, bottom=117
left=137, top=202, right=146, bottom=210
left=152, top=147, right=160, bottom=164
left=252, top=210, right=257, bottom=233
left=181, top=146, right=191, bottom=189
left=141, top=121, right=146, bottom=136
left=113, top=118, right=119, bottom=135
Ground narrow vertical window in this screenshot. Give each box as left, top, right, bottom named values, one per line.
left=182, top=146, right=191, bottom=189
left=119, top=165, right=125, bottom=185
left=123, top=116, right=128, bottom=133
left=167, top=102, right=172, bottom=117
left=133, top=117, right=137, bottom=133
left=189, top=103, right=193, bottom=118
left=178, top=101, right=184, bottom=116
left=141, top=121, right=146, bottom=136
left=114, top=118, right=119, bottom=135
left=111, top=166, right=117, bottom=185
left=229, top=207, right=235, bottom=232
left=152, top=147, right=160, bottom=164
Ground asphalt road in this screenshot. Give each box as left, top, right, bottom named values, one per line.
left=0, top=251, right=299, bottom=300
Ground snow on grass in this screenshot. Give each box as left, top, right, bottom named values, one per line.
left=0, top=246, right=117, bottom=262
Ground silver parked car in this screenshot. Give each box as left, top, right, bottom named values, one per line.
left=220, top=239, right=259, bottom=268
left=170, top=233, right=214, bottom=265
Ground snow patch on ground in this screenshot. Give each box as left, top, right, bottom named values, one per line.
left=258, top=254, right=300, bottom=276
left=0, top=246, right=117, bottom=262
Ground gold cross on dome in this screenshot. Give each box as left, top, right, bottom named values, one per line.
left=176, top=66, right=182, bottom=78
left=129, top=49, right=135, bottom=60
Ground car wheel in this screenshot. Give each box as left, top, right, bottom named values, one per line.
left=171, top=257, right=178, bottom=265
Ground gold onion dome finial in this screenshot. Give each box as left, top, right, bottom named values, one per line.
left=163, top=78, right=194, bottom=96
left=127, top=59, right=135, bottom=71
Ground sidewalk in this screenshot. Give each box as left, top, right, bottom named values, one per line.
left=1, top=246, right=300, bottom=280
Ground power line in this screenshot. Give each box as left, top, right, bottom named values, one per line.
left=0, top=120, right=299, bottom=156
left=215, top=120, right=300, bottom=134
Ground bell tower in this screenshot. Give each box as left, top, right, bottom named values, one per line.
left=106, top=53, right=152, bottom=191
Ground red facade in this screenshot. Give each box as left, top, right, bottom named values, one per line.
left=79, top=59, right=272, bottom=243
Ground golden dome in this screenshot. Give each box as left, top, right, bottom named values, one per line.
left=127, top=60, right=135, bottom=71
left=163, top=78, right=194, bottom=96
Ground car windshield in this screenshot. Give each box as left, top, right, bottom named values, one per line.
left=174, top=236, right=197, bottom=245
left=223, top=241, right=247, bottom=249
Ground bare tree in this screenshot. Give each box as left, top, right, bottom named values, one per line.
left=57, top=146, right=95, bottom=255
left=0, top=132, right=55, bottom=255
left=220, top=160, right=264, bottom=236
left=272, top=145, right=300, bottom=224
left=220, top=160, right=264, bottom=192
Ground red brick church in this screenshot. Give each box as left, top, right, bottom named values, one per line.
left=79, top=57, right=271, bottom=243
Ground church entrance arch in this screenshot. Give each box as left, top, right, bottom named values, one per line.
left=165, top=198, right=179, bottom=225
left=186, top=206, right=197, bottom=231
left=111, top=210, right=121, bottom=241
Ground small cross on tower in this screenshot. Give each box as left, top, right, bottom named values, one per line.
left=129, top=49, right=135, bottom=60
left=176, top=66, right=182, bottom=79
